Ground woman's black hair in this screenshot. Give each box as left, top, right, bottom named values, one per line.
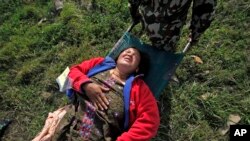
left=137, top=51, right=150, bottom=76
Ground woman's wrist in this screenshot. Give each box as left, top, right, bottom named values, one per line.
left=81, top=81, right=93, bottom=92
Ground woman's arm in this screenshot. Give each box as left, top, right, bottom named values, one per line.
left=68, top=57, right=104, bottom=93
left=68, top=57, right=110, bottom=110
left=117, top=79, right=160, bottom=141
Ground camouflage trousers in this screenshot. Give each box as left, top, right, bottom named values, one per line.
left=132, top=0, right=216, bottom=52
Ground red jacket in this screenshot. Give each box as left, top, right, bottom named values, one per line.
left=68, top=57, right=160, bottom=141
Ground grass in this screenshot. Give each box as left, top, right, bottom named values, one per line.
left=0, top=0, right=249, bottom=140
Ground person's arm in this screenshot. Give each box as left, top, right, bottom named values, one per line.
left=190, top=0, right=217, bottom=43
left=117, top=79, right=160, bottom=141
left=68, top=57, right=110, bottom=110
left=68, top=57, right=104, bottom=93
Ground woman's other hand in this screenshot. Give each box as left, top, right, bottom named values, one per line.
left=81, top=83, right=110, bottom=110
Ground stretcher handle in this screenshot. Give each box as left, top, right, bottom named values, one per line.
left=182, top=38, right=192, bottom=54
left=126, top=22, right=137, bottom=32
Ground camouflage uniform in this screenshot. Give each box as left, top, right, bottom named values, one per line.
left=128, top=0, right=217, bottom=52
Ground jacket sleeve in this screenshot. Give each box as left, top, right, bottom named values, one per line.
left=117, top=79, right=160, bottom=141
left=68, top=57, right=104, bottom=93
left=190, top=0, right=217, bottom=41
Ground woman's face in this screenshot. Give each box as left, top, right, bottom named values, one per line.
left=116, top=48, right=141, bottom=73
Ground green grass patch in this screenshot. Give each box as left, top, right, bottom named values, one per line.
left=0, top=0, right=249, bottom=140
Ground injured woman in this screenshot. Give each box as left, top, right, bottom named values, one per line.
left=33, top=47, right=160, bottom=141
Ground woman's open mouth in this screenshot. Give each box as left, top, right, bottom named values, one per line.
left=124, top=55, right=132, bottom=62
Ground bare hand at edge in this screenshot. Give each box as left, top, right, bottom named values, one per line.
left=82, top=83, right=110, bottom=110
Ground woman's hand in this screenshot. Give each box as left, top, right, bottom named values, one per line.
left=81, top=83, right=110, bottom=110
